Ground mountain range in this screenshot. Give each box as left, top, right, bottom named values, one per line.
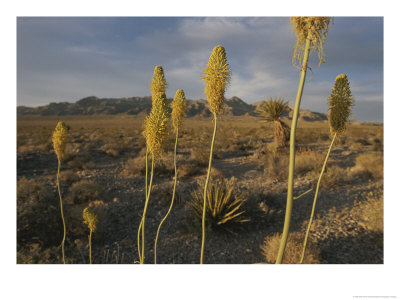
left=17, top=96, right=328, bottom=122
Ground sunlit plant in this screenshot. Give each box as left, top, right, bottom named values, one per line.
left=154, top=89, right=186, bottom=264
left=276, top=17, right=331, bottom=264
left=300, top=73, right=354, bottom=263
left=137, top=66, right=169, bottom=264
left=200, top=45, right=231, bottom=264
left=83, top=207, right=98, bottom=264
left=52, top=121, right=69, bottom=264
left=257, top=97, right=290, bottom=148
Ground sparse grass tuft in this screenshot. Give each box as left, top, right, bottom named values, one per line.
left=261, top=232, right=322, bottom=264
left=67, top=180, right=105, bottom=204
left=351, top=152, right=383, bottom=180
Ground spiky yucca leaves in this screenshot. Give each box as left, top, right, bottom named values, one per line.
left=188, top=180, right=249, bottom=230
left=328, top=74, right=354, bottom=136
left=83, top=207, right=98, bottom=264
left=52, top=121, right=70, bottom=264
left=300, top=74, right=354, bottom=263
left=201, top=45, right=231, bottom=114
left=154, top=89, right=186, bottom=263
left=171, top=89, right=187, bottom=132
left=143, top=92, right=170, bottom=161
left=52, top=121, right=69, bottom=161
left=290, top=17, right=331, bottom=68
left=258, top=98, right=290, bottom=147
left=150, top=65, right=168, bottom=98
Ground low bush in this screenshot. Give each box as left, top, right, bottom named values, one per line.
left=351, top=152, right=383, bottom=180
left=66, top=180, right=104, bottom=204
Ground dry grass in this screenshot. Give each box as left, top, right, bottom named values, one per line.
left=351, top=152, right=383, bottom=180
left=261, top=232, right=322, bottom=264
left=59, top=170, right=80, bottom=183
left=67, top=180, right=105, bottom=204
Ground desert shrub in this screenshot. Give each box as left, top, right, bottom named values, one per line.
left=177, top=162, right=204, bottom=178
left=265, top=151, right=289, bottom=181
left=372, top=137, right=383, bottom=152
left=320, top=165, right=351, bottom=189
left=66, top=153, right=95, bottom=170
left=351, top=152, right=383, bottom=180
left=123, top=156, right=146, bottom=176
left=122, top=153, right=175, bottom=177
left=187, top=178, right=249, bottom=231
left=100, top=143, right=121, bottom=157
left=295, top=149, right=324, bottom=176
left=66, top=180, right=104, bottom=204
left=17, top=177, right=61, bottom=247
left=59, top=170, right=80, bottom=183
left=189, top=144, right=210, bottom=167
left=261, top=232, right=322, bottom=264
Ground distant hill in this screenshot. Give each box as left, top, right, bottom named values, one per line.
left=17, top=96, right=327, bottom=121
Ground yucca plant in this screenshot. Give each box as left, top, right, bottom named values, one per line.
left=83, top=207, right=98, bottom=264
left=154, top=89, right=186, bottom=264
left=300, top=73, right=354, bottom=263
left=276, top=17, right=331, bottom=264
left=188, top=180, right=249, bottom=231
left=52, top=121, right=69, bottom=264
left=257, top=97, right=290, bottom=147
left=137, top=66, right=170, bottom=264
left=200, top=45, right=231, bottom=263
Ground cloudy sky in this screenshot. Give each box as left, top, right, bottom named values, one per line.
left=17, top=17, right=383, bottom=121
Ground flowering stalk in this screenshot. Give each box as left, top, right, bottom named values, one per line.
left=154, top=89, right=186, bottom=264
left=276, top=17, right=330, bottom=264
left=52, top=121, right=69, bottom=264
left=300, top=74, right=353, bottom=263
left=200, top=45, right=231, bottom=264
left=83, top=207, right=98, bottom=264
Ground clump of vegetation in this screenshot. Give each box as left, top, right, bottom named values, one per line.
left=261, top=232, right=322, bottom=264
left=257, top=97, right=290, bottom=148
left=188, top=179, right=249, bottom=231
left=199, top=45, right=231, bottom=263
left=67, top=180, right=105, bottom=204
left=59, top=170, right=80, bottom=183
left=351, top=152, right=383, bottom=180
left=320, top=165, right=351, bottom=189
left=52, top=121, right=70, bottom=264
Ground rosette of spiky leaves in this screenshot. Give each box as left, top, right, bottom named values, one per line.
left=52, top=121, right=69, bottom=161
left=328, top=74, right=354, bottom=135
left=201, top=45, right=231, bottom=114
left=171, top=89, right=187, bottom=133
left=290, top=17, right=331, bottom=68
left=188, top=180, right=249, bottom=230
left=258, top=97, right=289, bottom=122
left=143, top=92, right=170, bottom=161
left=83, top=207, right=98, bottom=232
left=151, top=66, right=168, bottom=99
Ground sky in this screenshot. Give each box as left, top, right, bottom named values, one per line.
left=17, top=17, right=383, bottom=121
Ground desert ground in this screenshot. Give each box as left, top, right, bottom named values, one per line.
left=17, top=114, right=383, bottom=264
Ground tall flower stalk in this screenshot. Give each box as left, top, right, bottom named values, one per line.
left=300, top=74, right=354, bottom=263
left=137, top=66, right=169, bottom=264
left=52, top=121, right=69, bottom=264
left=276, top=17, right=330, bottom=264
left=200, top=45, right=231, bottom=264
left=154, top=89, right=186, bottom=264
left=83, top=207, right=98, bottom=264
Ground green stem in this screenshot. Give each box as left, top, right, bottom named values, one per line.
left=200, top=112, right=218, bottom=264
left=137, top=148, right=149, bottom=263
left=56, top=158, right=66, bottom=264
left=276, top=30, right=312, bottom=264
left=89, top=229, right=92, bottom=264
left=300, top=132, right=336, bottom=264
left=138, top=156, right=155, bottom=264
left=154, top=128, right=179, bottom=264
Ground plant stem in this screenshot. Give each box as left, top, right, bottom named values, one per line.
left=89, top=229, right=92, bottom=264
left=137, top=147, right=149, bottom=263
left=300, top=132, right=337, bottom=264
left=276, top=29, right=312, bottom=264
left=154, top=128, right=179, bottom=264
left=200, top=112, right=218, bottom=264
left=56, top=158, right=66, bottom=264
left=138, top=156, right=155, bottom=264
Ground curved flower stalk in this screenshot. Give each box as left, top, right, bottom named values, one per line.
left=52, top=121, right=69, bottom=264
left=300, top=74, right=354, bottom=263
left=276, top=17, right=331, bottom=264
left=200, top=45, right=231, bottom=264
left=154, top=89, right=186, bottom=264
left=83, top=207, right=98, bottom=264
left=137, top=67, right=170, bottom=263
